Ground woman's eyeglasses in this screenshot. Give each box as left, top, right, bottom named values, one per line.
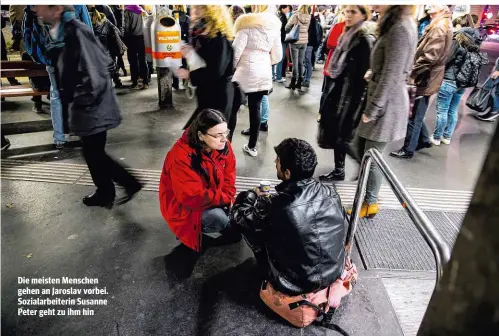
left=206, top=130, right=230, bottom=139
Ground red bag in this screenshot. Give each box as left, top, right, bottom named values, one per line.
left=260, top=262, right=358, bottom=329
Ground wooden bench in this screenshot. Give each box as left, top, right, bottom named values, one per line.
left=1, top=61, right=49, bottom=98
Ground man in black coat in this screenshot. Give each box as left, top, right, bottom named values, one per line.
left=35, top=5, right=142, bottom=208
left=231, top=138, right=347, bottom=295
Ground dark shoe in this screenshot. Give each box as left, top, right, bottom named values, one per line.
left=1, top=137, right=11, bottom=151
left=130, top=83, right=138, bottom=90
left=319, top=168, right=345, bottom=181
left=123, top=69, right=128, bottom=77
left=241, top=128, right=250, bottom=136
left=82, top=192, right=114, bottom=209
left=268, top=87, right=273, bottom=95
left=296, top=77, right=303, bottom=91
left=415, top=142, right=432, bottom=151
left=32, top=105, right=45, bottom=114
left=210, top=225, right=242, bottom=247
left=8, top=79, right=22, bottom=86
left=116, top=184, right=142, bottom=205
left=286, top=77, right=296, bottom=90
left=53, top=143, right=64, bottom=150
left=259, top=122, right=268, bottom=132
left=302, top=81, right=310, bottom=88
left=114, top=81, right=124, bottom=89
left=389, top=149, right=414, bottom=159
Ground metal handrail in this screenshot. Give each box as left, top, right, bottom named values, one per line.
left=345, top=148, right=451, bottom=286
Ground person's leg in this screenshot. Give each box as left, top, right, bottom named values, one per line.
left=246, top=91, right=265, bottom=151
left=136, top=35, right=149, bottom=87
left=81, top=131, right=116, bottom=204
left=275, top=43, right=285, bottom=82
left=403, top=96, right=430, bottom=153
left=46, top=65, right=66, bottom=147
left=260, top=95, right=269, bottom=125
left=287, top=44, right=299, bottom=88
left=281, top=43, right=288, bottom=78
left=125, top=37, right=138, bottom=86
left=202, top=208, right=230, bottom=234
left=433, top=81, right=454, bottom=142
left=116, top=54, right=126, bottom=76
left=106, top=147, right=142, bottom=196
left=364, top=140, right=388, bottom=205
left=303, top=46, right=312, bottom=85
left=296, top=44, right=307, bottom=88
left=443, top=88, right=465, bottom=141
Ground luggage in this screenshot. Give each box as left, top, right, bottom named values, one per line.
left=260, top=260, right=357, bottom=334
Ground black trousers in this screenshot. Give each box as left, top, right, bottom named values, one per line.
left=81, top=131, right=140, bottom=197
left=124, top=35, right=149, bottom=85
left=334, top=148, right=346, bottom=169
left=247, top=91, right=266, bottom=149
left=116, top=54, right=126, bottom=74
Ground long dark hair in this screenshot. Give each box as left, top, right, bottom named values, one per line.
left=378, top=5, right=416, bottom=37
left=187, top=109, right=227, bottom=183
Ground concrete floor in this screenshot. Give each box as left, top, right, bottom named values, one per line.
left=1, top=42, right=498, bottom=336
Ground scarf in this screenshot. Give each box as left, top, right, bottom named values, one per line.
left=124, top=5, right=143, bottom=15
left=46, top=11, right=75, bottom=52
left=327, top=20, right=364, bottom=79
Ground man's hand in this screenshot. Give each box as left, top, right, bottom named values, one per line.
left=176, top=68, right=190, bottom=80
left=364, top=69, right=372, bottom=82
left=253, top=187, right=265, bottom=197
left=180, top=44, right=194, bottom=58
left=491, top=70, right=499, bottom=80
left=361, top=114, right=372, bottom=123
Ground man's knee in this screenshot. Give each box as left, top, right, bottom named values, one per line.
left=202, top=208, right=229, bottom=234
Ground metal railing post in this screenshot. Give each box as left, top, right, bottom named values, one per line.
left=345, top=148, right=452, bottom=286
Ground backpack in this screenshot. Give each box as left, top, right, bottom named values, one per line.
left=455, top=50, right=488, bottom=88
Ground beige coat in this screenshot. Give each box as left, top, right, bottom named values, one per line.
left=285, top=12, right=311, bottom=45
left=410, top=11, right=453, bottom=96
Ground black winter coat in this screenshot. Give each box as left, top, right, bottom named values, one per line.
left=124, top=9, right=143, bottom=37
left=110, top=5, right=124, bottom=36
left=232, top=178, right=347, bottom=296
left=183, top=33, right=234, bottom=129
left=279, top=13, right=288, bottom=43
left=47, top=19, right=121, bottom=137
left=95, top=5, right=117, bottom=27
left=172, top=10, right=190, bottom=42
left=318, top=28, right=374, bottom=150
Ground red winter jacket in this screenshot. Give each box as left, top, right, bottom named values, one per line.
left=159, top=130, right=237, bottom=251
left=323, top=22, right=345, bottom=77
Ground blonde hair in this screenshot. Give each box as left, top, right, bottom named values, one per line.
left=192, top=5, right=234, bottom=41
left=173, top=5, right=186, bottom=13
left=251, top=5, right=268, bottom=13
left=298, top=5, right=311, bottom=15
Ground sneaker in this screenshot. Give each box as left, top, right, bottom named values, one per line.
left=32, top=105, right=45, bottom=114
left=243, top=144, right=257, bottom=157
left=276, top=78, right=286, bottom=83
left=429, top=136, right=441, bottom=146
left=475, top=111, right=499, bottom=122
left=441, top=138, right=451, bottom=145
left=53, top=143, right=65, bottom=150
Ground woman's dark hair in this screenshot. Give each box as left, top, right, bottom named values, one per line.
left=274, top=138, right=318, bottom=181
left=187, top=109, right=227, bottom=183
left=378, top=5, right=416, bottom=36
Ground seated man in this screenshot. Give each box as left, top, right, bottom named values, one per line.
left=231, top=138, right=347, bottom=295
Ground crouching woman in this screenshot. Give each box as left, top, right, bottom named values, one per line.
left=159, top=109, right=238, bottom=251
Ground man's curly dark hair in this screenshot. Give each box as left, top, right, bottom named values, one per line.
left=274, top=138, right=318, bottom=180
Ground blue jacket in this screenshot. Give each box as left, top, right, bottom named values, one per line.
left=23, top=5, right=92, bottom=65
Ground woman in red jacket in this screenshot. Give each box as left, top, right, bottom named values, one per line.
left=159, top=109, right=237, bottom=252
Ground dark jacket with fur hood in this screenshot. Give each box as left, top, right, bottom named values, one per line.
left=443, top=28, right=483, bottom=83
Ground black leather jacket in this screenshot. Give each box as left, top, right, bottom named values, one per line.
left=232, top=178, right=346, bottom=295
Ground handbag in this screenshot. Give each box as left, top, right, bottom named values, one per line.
left=260, top=262, right=357, bottom=333
left=466, top=77, right=495, bottom=113
left=285, top=24, right=300, bottom=44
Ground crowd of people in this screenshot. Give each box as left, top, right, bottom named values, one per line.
left=1, top=3, right=499, bottom=328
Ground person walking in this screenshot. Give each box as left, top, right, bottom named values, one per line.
left=285, top=5, right=311, bottom=91
left=232, top=5, right=282, bottom=157
left=390, top=5, right=453, bottom=159
left=318, top=5, right=375, bottom=182
left=35, top=5, right=142, bottom=208
left=303, top=13, right=322, bottom=88
left=171, top=5, right=191, bottom=91
left=123, top=5, right=149, bottom=90
left=348, top=5, right=418, bottom=218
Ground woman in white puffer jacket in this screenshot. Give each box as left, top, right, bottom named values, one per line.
left=232, top=5, right=282, bottom=157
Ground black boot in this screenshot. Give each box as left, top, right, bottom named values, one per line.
left=82, top=192, right=115, bottom=209
left=286, top=77, right=296, bottom=90
left=319, top=168, right=345, bottom=182
left=211, top=225, right=242, bottom=247
left=259, top=122, right=268, bottom=132
left=296, top=77, right=303, bottom=91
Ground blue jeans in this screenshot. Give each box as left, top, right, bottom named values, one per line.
left=403, top=96, right=430, bottom=153
left=261, top=95, right=269, bottom=123
left=433, top=80, right=465, bottom=140
left=272, top=43, right=287, bottom=81
left=46, top=65, right=66, bottom=145
left=303, top=46, right=314, bottom=84
left=202, top=208, right=229, bottom=234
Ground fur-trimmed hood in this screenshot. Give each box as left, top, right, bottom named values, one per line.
left=234, top=12, right=281, bottom=34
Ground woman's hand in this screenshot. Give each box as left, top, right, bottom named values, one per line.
left=176, top=68, right=190, bottom=80
left=491, top=70, right=499, bottom=80
left=361, top=114, right=372, bottom=123
left=364, top=69, right=372, bottom=82
left=180, top=44, right=194, bottom=58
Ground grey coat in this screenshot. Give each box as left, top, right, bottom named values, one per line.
left=357, top=18, right=417, bottom=143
